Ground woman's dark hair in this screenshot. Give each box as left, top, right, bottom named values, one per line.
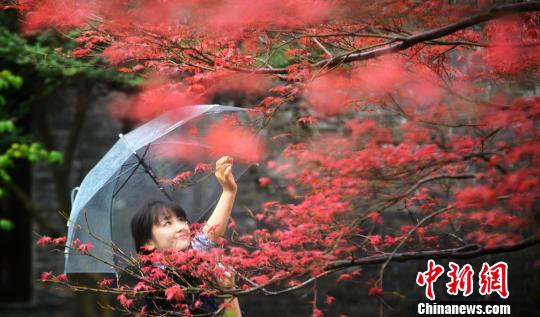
left=131, top=200, right=188, bottom=252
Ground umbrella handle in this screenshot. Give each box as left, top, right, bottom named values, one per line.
left=70, top=187, right=80, bottom=208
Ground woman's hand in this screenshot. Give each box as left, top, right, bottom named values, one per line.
left=215, top=263, right=236, bottom=290
left=205, top=156, right=237, bottom=243
left=215, top=156, right=237, bottom=193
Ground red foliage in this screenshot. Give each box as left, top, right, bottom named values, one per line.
left=40, top=271, right=52, bottom=282
left=36, top=235, right=52, bottom=246
left=117, top=294, right=133, bottom=309
left=78, top=242, right=94, bottom=254
left=303, top=57, right=408, bottom=116
left=482, top=17, right=540, bottom=74
left=108, top=81, right=207, bottom=122
left=152, top=141, right=209, bottom=164
left=367, top=235, right=382, bottom=248
left=324, top=295, right=335, bottom=304
left=206, top=72, right=272, bottom=96
left=352, top=56, right=407, bottom=98
left=194, top=163, right=213, bottom=174
left=18, top=1, right=540, bottom=315
left=54, top=273, right=68, bottom=283
left=52, top=236, right=67, bottom=245
left=303, top=71, right=355, bottom=116
left=258, top=177, right=272, bottom=187
left=165, top=285, right=186, bottom=301
left=367, top=212, right=383, bottom=224
left=20, top=0, right=96, bottom=34
left=204, top=119, right=265, bottom=163
left=183, top=0, right=333, bottom=38
left=98, top=278, right=114, bottom=288
left=311, top=308, right=324, bottom=317
left=336, top=273, right=352, bottom=283
left=456, top=186, right=498, bottom=209
left=368, top=286, right=383, bottom=297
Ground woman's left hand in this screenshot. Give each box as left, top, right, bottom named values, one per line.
left=215, top=156, right=237, bottom=192
left=215, top=264, right=236, bottom=290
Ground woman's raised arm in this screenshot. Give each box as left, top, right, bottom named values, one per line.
left=203, top=155, right=237, bottom=243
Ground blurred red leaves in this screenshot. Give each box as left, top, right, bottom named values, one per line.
left=165, top=285, right=186, bottom=301
left=303, top=56, right=432, bottom=116
left=258, top=177, right=272, bottom=187
left=368, top=286, right=383, bottom=297
left=36, top=235, right=52, bottom=246
left=303, top=71, right=355, bottom=116
left=20, top=0, right=96, bottom=33
left=204, top=119, right=265, bottom=164
left=117, top=294, right=134, bottom=308
left=482, top=17, right=540, bottom=74
left=107, top=80, right=206, bottom=122
left=456, top=186, right=497, bottom=209
left=18, top=1, right=540, bottom=313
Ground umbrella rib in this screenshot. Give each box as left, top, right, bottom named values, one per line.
left=119, top=134, right=173, bottom=201
left=112, top=144, right=151, bottom=198
left=109, top=144, right=151, bottom=268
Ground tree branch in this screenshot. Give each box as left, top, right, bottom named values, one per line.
left=230, top=236, right=540, bottom=297
left=329, top=235, right=540, bottom=270
left=63, top=81, right=90, bottom=177
left=386, top=174, right=475, bottom=205
left=318, top=1, right=540, bottom=68
left=377, top=206, right=454, bottom=286
left=261, top=2, right=540, bottom=74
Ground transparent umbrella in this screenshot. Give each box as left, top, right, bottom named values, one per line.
left=64, top=104, right=258, bottom=274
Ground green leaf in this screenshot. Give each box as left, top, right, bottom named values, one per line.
left=0, top=170, right=11, bottom=183
left=61, top=67, right=78, bottom=76
left=0, top=120, right=15, bottom=133
left=268, top=51, right=290, bottom=68
left=48, top=150, right=64, bottom=163
left=28, top=153, right=38, bottom=162
left=0, top=218, right=14, bottom=231
left=3, top=120, right=15, bottom=133
left=10, top=76, right=23, bottom=89
left=0, top=155, right=13, bottom=168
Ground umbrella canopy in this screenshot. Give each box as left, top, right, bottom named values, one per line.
left=65, top=104, right=258, bottom=274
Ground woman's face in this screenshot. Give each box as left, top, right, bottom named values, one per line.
left=144, top=213, right=191, bottom=251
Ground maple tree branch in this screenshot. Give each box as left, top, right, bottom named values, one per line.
left=231, top=236, right=540, bottom=297
left=317, top=1, right=540, bottom=68
left=261, top=1, right=540, bottom=74
left=329, top=235, right=540, bottom=270
left=397, top=174, right=475, bottom=199
left=377, top=206, right=453, bottom=288
left=312, top=37, right=333, bottom=57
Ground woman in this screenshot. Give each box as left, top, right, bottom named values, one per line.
left=125, top=156, right=242, bottom=316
